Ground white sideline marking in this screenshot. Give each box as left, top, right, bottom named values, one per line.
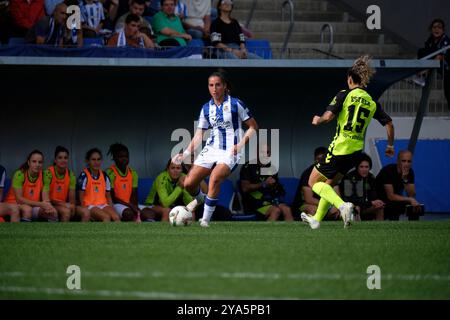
left=0, top=286, right=294, bottom=300
left=1, top=271, right=450, bottom=281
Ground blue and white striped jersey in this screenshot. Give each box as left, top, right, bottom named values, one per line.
left=80, top=1, right=105, bottom=29
left=198, top=95, right=252, bottom=151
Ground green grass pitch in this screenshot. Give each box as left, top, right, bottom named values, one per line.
left=1, top=221, right=449, bottom=299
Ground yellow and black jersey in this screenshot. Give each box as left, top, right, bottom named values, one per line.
left=326, top=88, right=392, bottom=156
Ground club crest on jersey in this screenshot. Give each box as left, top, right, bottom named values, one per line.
left=29, top=189, right=34, bottom=196
left=57, top=186, right=62, bottom=193
left=94, top=186, right=99, bottom=193
left=122, top=184, right=126, bottom=190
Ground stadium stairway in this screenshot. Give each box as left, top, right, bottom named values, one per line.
left=230, top=0, right=415, bottom=59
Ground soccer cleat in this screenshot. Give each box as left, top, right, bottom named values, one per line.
left=186, top=190, right=206, bottom=212
left=301, top=212, right=320, bottom=229
left=186, top=199, right=198, bottom=212
left=339, top=202, right=354, bottom=228
left=199, top=219, right=210, bottom=228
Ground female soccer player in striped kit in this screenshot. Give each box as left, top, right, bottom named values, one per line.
left=173, top=70, right=258, bottom=227
left=301, top=55, right=395, bottom=229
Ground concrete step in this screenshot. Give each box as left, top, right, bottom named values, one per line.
left=233, top=0, right=334, bottom=12
left=233, top=9, right=344, bottom=22
left=252, top=31, right=394, bottom=44
left=268, top=42, right=401, bottom=57
left=248, top=21, right=368, bottom=34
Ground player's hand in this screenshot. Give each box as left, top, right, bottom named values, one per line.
left=135, top=210, right=142, bottom=223
left=401, top=164, right=410, bottom=179
left=312, top=116, right=321, bottom=125
left=409, top=198, right=420, bottom=207
left=183, top=33, right=193, bottom=41
left=371, top=200, right=385, bottom=208
left=172, top=153, right=184, bottom=165
left=385, top=145, right=395, bottom=157
left=231, top=144, right=242, bottom=156
left=42, top=201, right=54, bottom=212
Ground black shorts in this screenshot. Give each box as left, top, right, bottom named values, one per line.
left=314, top=151, right=362, bottom=180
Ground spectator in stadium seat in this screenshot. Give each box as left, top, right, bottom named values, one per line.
left=115, top=0, right=154, bottom=38
left=143, top=0, right=159, bottom=18
left=104, top=0, right=130, bottom=27
left=417, top=18, right=450, bottom=109
left=339, top=153, right=384, bottom=221
left=181, top=0, right=211, bottom=40
left=0, top=164, right=20, bottom=222
left=144, top=159, right=196, bottom=222
left=210, top=0, right=260, bottom=59
left=240, top=144, right=294, bottom=221
left=44, top=0, right=62, bottom=16
left=25, top=2, right=67, bottom=46
left=107, top=13, right=155, bottom=48
left=43, top=146, right=87, bottom=222
left=106, top=143, right=156, bottom=222
left=291, top=146, right=340, bottom=221
left=77, top=148, right=120, bottom=222
left=151, top=0, right=191, bottom=47
left=174, top=0, right=186, bottom=20
left=376, top=150, right=424, bottom=221
left=79, top=0, right=106, bottom=38
left=3, top=150, right=58, bottom=222
left=10, top=0, right=45, bottom=37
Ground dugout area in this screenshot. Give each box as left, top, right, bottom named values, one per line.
left=0, top=58, right=438, bottom=179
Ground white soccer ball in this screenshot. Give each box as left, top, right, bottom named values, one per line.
left=169, top=206, right=193, bottom=226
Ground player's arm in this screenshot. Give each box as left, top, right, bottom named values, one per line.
left=404, top=183, right=420, bottom=206
left=313, top=90, right=346, bottom=125
left=234, top=118, right=258, bottom=155
left=241, top=179, right=265, bottom=193
left=156, top=176, right=183, bottom=208
left=374, top=102, right=395, bottom=157
left=68, top=171, right=76, bottom=213
left=312, top=111, right=335, bottom=125
left=384, top=121, right=395, bottom=157
left=383, top=184, right=418, bottom=205
left=176, top=128, right=205, bottom=164
left=42, top=169, right=51, bottom=204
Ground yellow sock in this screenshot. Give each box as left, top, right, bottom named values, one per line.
left=313, top=197, right=331, bottom=222
left=312, top=182, right=344, bottom=209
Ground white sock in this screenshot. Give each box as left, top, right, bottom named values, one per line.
left=202, top=196, right=218, bottom=222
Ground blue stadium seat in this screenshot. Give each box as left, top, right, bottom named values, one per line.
left=83, top=37, right=104, bottom=47
left=138, top=178, right=154, bottom=204
left=8, top=38, right=25, bottom=45
left=232, top=179, right=258, bottom=220
left=278, top=177, right=300, bottom=206
left=246, top=39, right=272, bottom=59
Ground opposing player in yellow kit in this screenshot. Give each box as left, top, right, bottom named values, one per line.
left=301, top=55, right=395, bottom=229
